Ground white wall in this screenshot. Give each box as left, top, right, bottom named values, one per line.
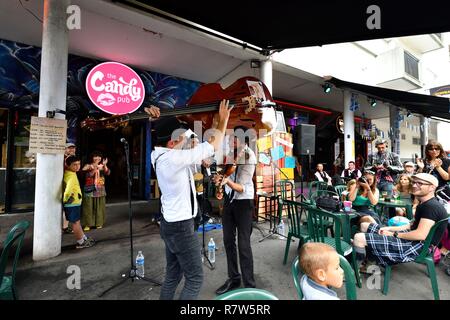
left=437, top=122, right=450, bottom=151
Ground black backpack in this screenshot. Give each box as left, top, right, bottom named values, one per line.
left=316, top=195, right=341, bottom=212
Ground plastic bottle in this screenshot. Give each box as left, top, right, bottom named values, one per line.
left=208, top=238, right=216, bottom=264
left=136, top=251, right=145, bottom=278
left=278, top=219, right=285, bottom=239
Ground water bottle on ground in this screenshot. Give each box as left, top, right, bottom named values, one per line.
left=208, top=238, right=216, bottom=264
left=136, top=251, right=145, bottom=278
left=278, top=219, right=285, bottom=239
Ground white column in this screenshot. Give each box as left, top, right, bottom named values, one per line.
left=389, top=105, right=400, bottom=155
left=261, top=58, right=273, bottom=95
left=33, top=0, right=70, bottom=261
left=420, top=115, right=429, bottom=157
left=343, top=91, right=355, bottom=167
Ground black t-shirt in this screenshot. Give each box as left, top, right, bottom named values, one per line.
left=411, top=197, right=448, bottom=246
left=424, top=158, right=450, bottom=189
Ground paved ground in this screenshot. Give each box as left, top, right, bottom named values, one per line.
left=7, top=200, right=450, bottom=300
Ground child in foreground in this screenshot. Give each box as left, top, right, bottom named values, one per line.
left=299, top=242, right=344, bottom=300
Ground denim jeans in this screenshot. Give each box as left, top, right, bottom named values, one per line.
left=159, top=217, right=203, bottom=300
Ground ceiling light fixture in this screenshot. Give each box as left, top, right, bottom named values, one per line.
left=322, top=83, right=332, bottom=93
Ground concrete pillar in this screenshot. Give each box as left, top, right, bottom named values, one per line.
left=389, top=105, right=400, bottom=155
left=343, top=91, right=355, bottom=167
left=33, top=0, right=70, bottom=261
left=420, top=115, right=429, bottom=157
left=261, top=58, right=273, bottom=95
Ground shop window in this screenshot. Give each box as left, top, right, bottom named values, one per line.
left=0, top=109, right=7, bottom=213
left=11, top=110, right=37, bottom=212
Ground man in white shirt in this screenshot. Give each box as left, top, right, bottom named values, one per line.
left=147, top=100, right=230, bottom=300
left=341, top=161, right=362, bottom=182
left=314, top=163, right=332, bottom=186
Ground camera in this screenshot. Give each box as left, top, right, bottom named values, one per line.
left=358, top=177, right=367, bottom=183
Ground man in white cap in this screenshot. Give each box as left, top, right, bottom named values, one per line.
left=353, top=173, right=448, bottom=269
left=403, top=161, right=416, bottom=176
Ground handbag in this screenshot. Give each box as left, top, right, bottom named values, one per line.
left=316, top=195, right=341, bottom=212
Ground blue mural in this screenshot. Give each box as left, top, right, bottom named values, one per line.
left=0, top=38, right=202, bottom=140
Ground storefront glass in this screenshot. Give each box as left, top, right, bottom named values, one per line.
left=0, top=109, right=7, bottom=213
left=11, top=110, right=37, bottom=211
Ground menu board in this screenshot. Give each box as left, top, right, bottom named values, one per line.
left=29, top=117, right=67, bottom=154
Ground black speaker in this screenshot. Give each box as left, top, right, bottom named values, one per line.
left=294, top=124, right=316, bottom=155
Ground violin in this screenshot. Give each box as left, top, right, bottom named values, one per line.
left=81, top=76, right=278, bottom=136
left=215, top=146, right=248, bottom=200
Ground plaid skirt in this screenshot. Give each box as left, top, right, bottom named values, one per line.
left=365, top=223, right=424, bottom=266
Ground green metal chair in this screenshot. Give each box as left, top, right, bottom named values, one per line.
left=275, top=180, right=295, bottom=201
left=307, top=190, right=338, bottom=237
left=308, top=181, right=328, bottom=200
left=382, top=217, right=449, bottom=300
left=307, top=206, right=362, bottom=287
left=334, top=185, right=347, bottom=200
left=215, top=288, right=279, bottom=300
left=0, top=220, right=30, bottom=300
left=291, top=254, right=357, bottom=300
left=280, top=199, right=311, bottom=265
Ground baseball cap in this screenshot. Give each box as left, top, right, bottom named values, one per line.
left=66, top=142, right=76, bottom=148
left=404, top=161, right=415, bottom=167
left=412, top=173, right=438, bottom=187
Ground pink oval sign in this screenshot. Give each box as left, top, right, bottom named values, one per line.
left=86, top=62, right=145, bottom=115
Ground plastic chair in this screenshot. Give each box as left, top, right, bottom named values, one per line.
left=307, top=206, right=362, bottom=287
left=307, top=190, right=338, bottom=237
left=280, top=199, right=311, bottom=265
left=334, top=185, right=347, bottom=200
left=308, top=181, right=328, bottom=199
left=291, top=254, right=357, bottom=300
left=215, top=288, right=279, bottom=300
left=382, top=217, right=449, bottom=300
left=0, top=220, right=30, bottom=300
left=274, top=180, right=295, bottom=201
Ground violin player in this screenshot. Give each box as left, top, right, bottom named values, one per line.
left=145, top=100, right=231, bottom=300
left=214, top=125, right=257, bottom=295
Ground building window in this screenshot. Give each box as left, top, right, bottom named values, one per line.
left=404, top=51, right=419, bottom=80
left=401, top=134, right=406, bottom=140
left=412, top=137, right=421, bottom=145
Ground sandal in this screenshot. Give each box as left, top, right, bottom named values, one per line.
left=63, top=227, right=73, bottom=234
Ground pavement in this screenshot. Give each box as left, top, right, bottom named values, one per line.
left=7, top=199, right=450, bottom=300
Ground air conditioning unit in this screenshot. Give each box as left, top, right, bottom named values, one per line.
left=376, top=47, right=422, bottom=91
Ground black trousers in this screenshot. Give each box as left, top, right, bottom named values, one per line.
left=222, top=199, right=255, bottom=288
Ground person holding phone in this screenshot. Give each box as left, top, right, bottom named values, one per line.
left=81, top=150, right=110, bottom=230
left=416, top=140, right=450, bottom=196
left=348, top=171, right=380, bottom=225
left=364, top=139, right=403, bottom=197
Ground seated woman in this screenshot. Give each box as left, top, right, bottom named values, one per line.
left=348, top=171, right=380, bottom=225
left=393, top=174, right=417, bottom=217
